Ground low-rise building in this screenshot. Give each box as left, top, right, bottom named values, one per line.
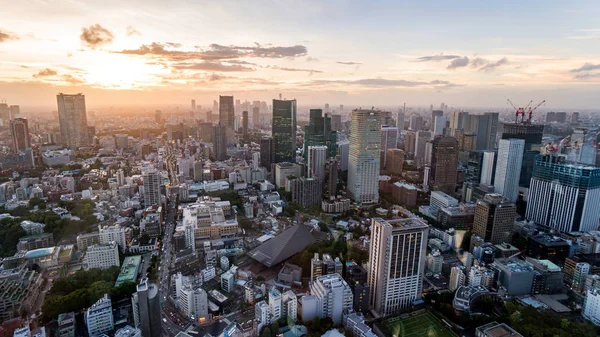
left=85, top=242, right=120, bottom=270
left=76, top=232, right=99, bottom=251
left=17, top=233, right=54, bottom=252
left=85, top=294, right=114, bottom=337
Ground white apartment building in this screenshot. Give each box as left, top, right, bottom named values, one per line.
left=494, top=139, right=525, bottom=202
left=85, top=242, right=120, bottom=270
left=307, top=145, right=327, bottom=180
left=309, top=273, right=353, bottom=325
left=86, top=294, right=114, bottom=337
left=255, top=300, right=270, bottom=331
left=583, top=287, right=600, bottom=326
left=98, top=224, right=127, bottom=252
left=268, top=288, right=282, bottom=323
left=282, top=290, right=298, bottom=322
left=450, top=266, right=466, bottom=292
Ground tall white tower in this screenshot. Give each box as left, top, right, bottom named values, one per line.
left=494, top=139, right=525, bottom=201
left=307, top=145, right=327, bottom=180
left=348, top=109, right=381, bottom=204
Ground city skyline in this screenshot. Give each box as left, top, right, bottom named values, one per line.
left=1, top=1, right=600, bottom=109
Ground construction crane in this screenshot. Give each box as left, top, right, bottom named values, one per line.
left=527, top=100, right=546, bottom=121
left=507, top=99, right=545, bottom=123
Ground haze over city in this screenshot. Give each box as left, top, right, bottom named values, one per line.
left=1, top=0, right=600, bottom=110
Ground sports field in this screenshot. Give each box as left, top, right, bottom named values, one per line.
left=381, top=310, right=457, bottom=337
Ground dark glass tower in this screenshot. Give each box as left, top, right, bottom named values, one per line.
left=272, top=99, right=297, bottom=163
left=260, top=137, right=273, bottom=170
left=303, top=109, right=337, bottom=160
left=219, top=95, right=234, bottom=130
left=429, top=136, right=459, bottom=195
left=501, top=123, right=544, bottom=187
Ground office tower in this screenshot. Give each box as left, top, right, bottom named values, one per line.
left=132, top=279, right=161, bottom=337
left=0, top=103, right=9, bottom=122
left=272, top=99, right=297, bottom=163
left=324, top=103, right=330, bottom=113
left=571, top=112, right=580, bottom=124
left=409, top=115, right=423, bottom=131
left=252, top=106, right=260, bottom=127
left=347, top=109, right=381, bottom=204
left=432, top=115, right=448, bottom=137
left=260, top=137, right=274, bottom=170
left=502, top=123, right=544, bottom=188
left=526, top=153, right=600, bottom=232
left=9, top=105, right=19, bottom=119
left=324, top=159, right=338, bottom=199
left=473, top=193, right=516, bottom=244
left=431, top=109, right=443, bottom=122
left=369, top=218, right=429, bottom=316
left=142, top=170, right=161, bottom=206
left=385, top=149, right=404, bottom=176
left=307, top=145, right=327, bottom=179
left=397, top=111, right=405, bottom=132
left=414, top=131, right=431, bottom=163
left=494, top=139, right=525, bottom=202
left=450, top=111, right=469, bottom=135
left=219, top=95, right=234, bottom=130
left=380, top=126, right=398, bottom=168
left=57, top=93, right=89, bottom=148
left=480, top=151, right=495, bottom=185
left=404, top=131, right=416, bottom=156
left=303, top=109, right=337, bottom=161
left=337, top=141, right=349, bottom=171
left=309, top=274, right=353, bottom=325
left=290, top=177, right=322, bottom=207
left=9, top=117, right=31, bottom=152
left=484, top=112, right=499, bottom=149
left=85, top=242, right=120, bottom=269
left=86, top=294, right=114, bottom=337
left=429, top=136, right=459, bottom=195
left=212, top=124, right=227, bottom=161
left=331, top=114, right=342, bottom=131
left=242, top=110, right=249, bottom=139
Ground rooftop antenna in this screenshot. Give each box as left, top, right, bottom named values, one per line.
left=279, top=93, right=282, bottom=100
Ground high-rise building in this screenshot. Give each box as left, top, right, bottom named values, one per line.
left=303, top=109, right=337, bottom=160
left=385, top=149, right=404, bottom=176
left=583, top=287, right=600, bottom=326
left=86, top=294, right=114, bottom=337
left=432, top=110, right=443, bottom=123
left=132, top=279, right=161, bottom=337
left=348, top=109, right=381, bottom=204
left=57, top=93, right=89, bottom=148
left=307, top=145, right=327, bottom=180
left=212, top=124, right=227, bottom=161
left=310, top=273, right=353, bottom=325
left=58, top=312, right=76, bottom=337
left=429, top=136, right=458, bottom=195
left=484, top=112, right=499, bottom=149
left=331, top=114, right=342, bottom=132
left=480, top=151, right=495, bottom=185
left=432, top=115, right=447, bottom=137
left=242, top=110, right=249, bottom=139
left=268, top=288, right=282, bottom=323
left=272, top=99, right=297, bottom=163
left=449, top=266, right=466, bottom=291
left=324, top=159, right=338, bottom=199
left=260, top=137, right=273, bottom=170
left=501, top=123, right=544, bottom=188
left=10, top=118, right=31, bottom=152
left=380, top=126, right=398, bottom=168
left=409, top=115, right=423, bottom=131
left=142, top=170, right=161, bottom=207
left=473, top=193, right=516, bottom=244
left=337, top=141, right=349, bottom=171
left=571, top=112, right=580, bottom=124
left=369, top=218, right=429, bottom=316
left=494, top=139, right=525, bottom=202
left=219, top=96, right=234, bottom=130
left=414, top=131, right=431, bottom=162
left=252, top=106, right=260, bottom=127
left=290, top=177, right=322, bottom=207
left=98, top=224, right=127, bottom=251
left=404, top=131, right=416, bottom=156
left=526, top=154, right=600, bottom=232
left=397, top=111, right=405, bottom=132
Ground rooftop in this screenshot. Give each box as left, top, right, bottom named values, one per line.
left=24, top=247, right=55, bottom=259
left=374, top=217, right=429, bottom=231
left=115, top=255, right=142, bottom=287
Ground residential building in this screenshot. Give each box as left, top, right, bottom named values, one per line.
left=429, top=136, right=458, bottom=195
left=368, top=218, right=429, bottom=316
left=85, top=242, right=120, bottom=270
left=212, top=124, right=227, bottom=161
left=290, top=177, right=321, bottom=208
left=10, top=118, right=31, bottom=152
left=310, top=274, right=353, bottom=325
left=307, top=145, right=327, bottom=180
left=475, top=322, right=523, bottom=337
left=86, top=294, right=113, bottom=337
left=473, top=194, right=516, bottom=245
left=77, top=232, right=99, bottom=251
left=255, top=301, right=270, bottom=331
left=493, top=139, right=525, bottom=201
left=132, top=279, right=161, bottom=337
left=268, top=288, right=282, bottom=323
left=348, top=109, right=381, bottom=204
left=57, top=312, right=76, bottom=337
left=57, top=93, right=89, bottom=149
left=272, top=99, right=297, bottom=163
left=142, top=170, right=161, bottom=207
left=450, top=266, right=466, bottom=291
left=114, top=326, right=142, bottom=337
left=98, top=224, right=127, bottom=252
left=583, top=287, right=600, bottom=326
left=221, top=270, right=235, bottom=293
left=282, top=290, right=297, bottom=322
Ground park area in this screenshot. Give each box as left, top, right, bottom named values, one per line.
left=378, top=310, right=457, bottom=337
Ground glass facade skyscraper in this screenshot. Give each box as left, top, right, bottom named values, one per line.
left=272, top=99, right=297, bottom=163
left=526, top=154, right=600, bottom=232
left=303, top=109, right=337, bottom=160
left=501, top=123, right=544, bottom=188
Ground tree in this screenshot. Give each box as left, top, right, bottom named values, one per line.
left=260, top=327, right=272, bottom=337
left=461, top=231, right=472, bottom=251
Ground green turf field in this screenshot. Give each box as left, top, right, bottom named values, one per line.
left=382, top=310, right=457, bottom=337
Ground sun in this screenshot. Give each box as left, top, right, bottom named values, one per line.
left=82, top=53, right=168, bottom=89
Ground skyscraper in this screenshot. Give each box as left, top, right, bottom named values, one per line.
left=380, top=126, right=398, bottom=168
left=307, top=145, right=327, bottom=180
left=368, top=218, right=429, bottom=316
left=526, top=153, right=600, bottom=232
left=10, top=117, right=31, bottom=152
left=212, top=124, right=227, bottom=161
left=484, top=112, right=499, bottom=149
left=142, top=170, right=160, bottom=206
left=473, top=193, right=516, bottom=244
left=219, top=95, right=234, bottom=130
left=303, top=109, right=337, bottom=160
left=480, top=151, right=496, bottom=185
left=242, top=110, right=249, bottom=139
left=191, top=99, right=196, bottom=112
left=57, top=93, right=88, bottom=148
left=409, top=115, right=423, bottom=131
left=272, top=99, right=297, bottom=163
left=502, top=123, right=544, bottom=188
left=414, top=130, right=431, bottom=163
left=132, top=279, right=161, bottom=337
left=429, top=136, right=458, bottom=195
left=252, top=106, right=260, bottom=127
left=432, top=115, right=448, bottom=138
left=431, top=110, right=443, bottom=123
left=348, top=109, right=381, bottom=204
left=494, top=139, right=525, bottom=202
left=260, top=137, right=274, bottom=170
left=324, top=158, right=338, bottom=199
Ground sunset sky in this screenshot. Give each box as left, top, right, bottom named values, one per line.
left=1, top=0, right=600, bottom=109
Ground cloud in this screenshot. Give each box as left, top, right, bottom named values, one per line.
left=0, top=29, right=18, bottom=43
left=574, top=72, right=600, bottom=80
left=116, top=42, right=307, bottom=60
left=447, top=57, right=469, bottom=70
left=413, top=54, right=461, bottom=62
left=479, top=57, right=508, bottom=72
left=336, top=61, right=362, bottom=65
left=80, top=24, right=114, bottom=49
left=33, top=68, right=58, bottom=78
left=313, top=78, right=454, bottom=88
left=126, top=26, right=141, bottom=36
left=571, top=63, right=600, bottom=73
left=62, top=74, right=85, bottom=84
left=470, top=57, right=487, bottom=68
left=270, top=66, right=323, bottom=74
left=306, top=56, right=319, bottom=62
left=173, top=61, right=254, bottom=72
